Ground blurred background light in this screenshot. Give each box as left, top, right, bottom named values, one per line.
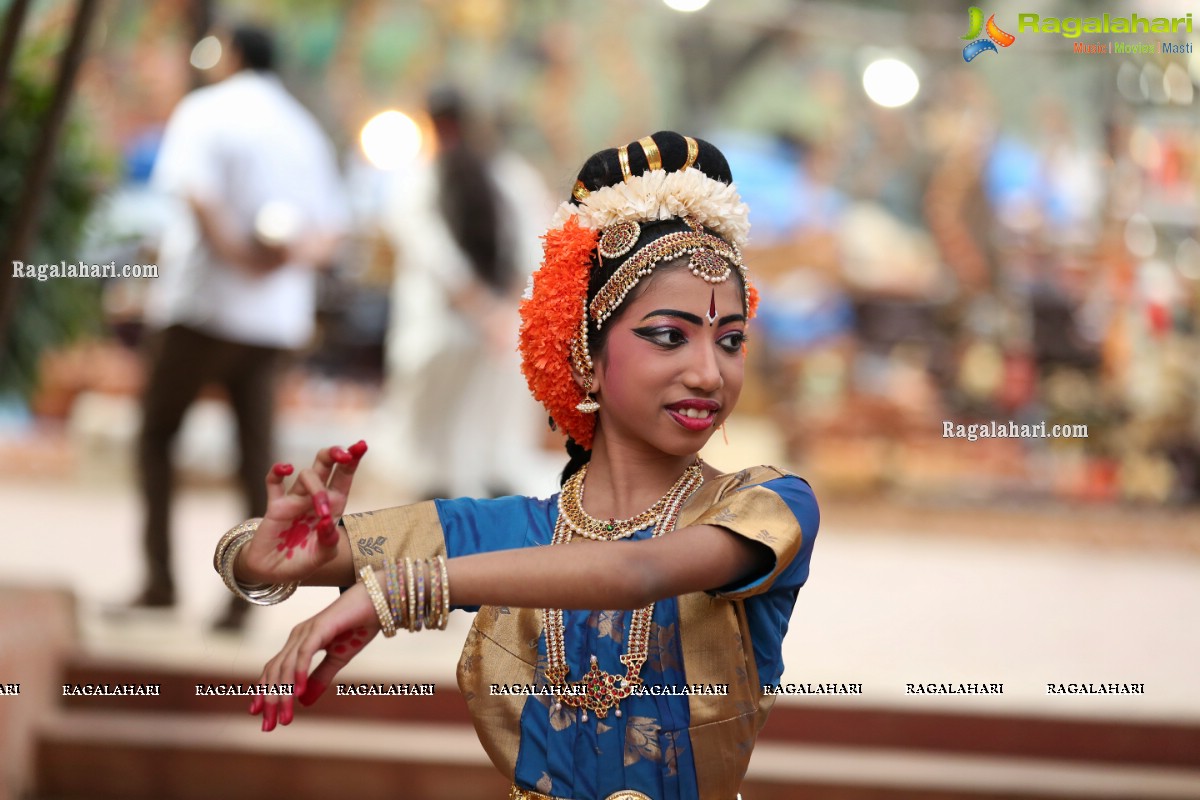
left=662, top=0, right=711, bottom=11
left=253, top=201, right=302, bottom=246
left=1175, top=237, right=1200, bottom=280
left=1163, top=62, right=1193, bottom=105
left=862, top=57, right=919, bottom=108
left=189, top=35, right=221, bottom=71
left=1140, top=62, right=1169, bottom=105
left=1124, top=212, right=1158, bottom=259
left=359, top=110, right=423, bottom=171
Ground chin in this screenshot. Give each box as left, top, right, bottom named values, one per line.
left=658, top=428, right=718, bottom=458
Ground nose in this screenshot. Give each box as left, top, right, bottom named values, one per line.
left=682, top=340, right=723, bottom=394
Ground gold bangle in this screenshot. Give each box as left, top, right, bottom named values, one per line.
left=213, top=518, right=297, bottom=606
left=360, top=566, right=396, bottom=638
left=572, top=179, right=590, bottom=202
left=437, top=555, right=450, bottom=630
left=415, top=558, right=427, bottom=632
left=424, top=559, right=437, bottom=630
left=404, top=558, right=418, bottom=633
left=683, top=136, right=699, bottom=170
left=384, top=556, right=403, bottom=624
left=617, top=145, right=632, bottom=183
left=638, top=135, right=661, bottom=171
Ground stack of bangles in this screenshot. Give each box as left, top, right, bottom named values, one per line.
left=359, top=556, right=450, bottom=638
left=213, top=518, right=298, bottom=605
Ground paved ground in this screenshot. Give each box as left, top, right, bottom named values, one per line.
left=4, top=401, right=1199, bottom=727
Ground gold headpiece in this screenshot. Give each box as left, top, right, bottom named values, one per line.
left=589, top=217, right=747, bottom=328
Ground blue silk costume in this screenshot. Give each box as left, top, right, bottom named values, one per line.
left=342, top=466, right=818, bottom=800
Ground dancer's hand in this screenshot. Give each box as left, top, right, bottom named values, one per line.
left=236, top=441, right=367, bottom=585
left=250, top=581, right=379, bottom=731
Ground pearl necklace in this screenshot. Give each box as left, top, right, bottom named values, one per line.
left=543, top=461, right=704, bottom=721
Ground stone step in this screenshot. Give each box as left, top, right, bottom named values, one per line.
left=57, top=656, right=1200, bottom=769
left=33, top=710, right=1200, bottom=800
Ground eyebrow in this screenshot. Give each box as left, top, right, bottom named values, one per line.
left=639, top=309, right=747, bottom=326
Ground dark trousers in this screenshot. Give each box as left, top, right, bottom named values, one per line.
left=138, top=324, right=284, bottom=597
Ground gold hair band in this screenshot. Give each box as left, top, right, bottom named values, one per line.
left=572, top=179, right=590, bottom=202
left=617, top=145, right=632, bottom=183
left=683, top=136, right=699, bottom=170
left=638, top=136, right=662, bottom=171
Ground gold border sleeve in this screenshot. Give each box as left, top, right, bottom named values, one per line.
left=340, top=502, right=447, bottom=580
left=689, top=467, right=806, bottom=600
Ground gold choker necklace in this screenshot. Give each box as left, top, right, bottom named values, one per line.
left=544, top=461, right=704, bottom=720
left=558, top=462, right=697, bottom=540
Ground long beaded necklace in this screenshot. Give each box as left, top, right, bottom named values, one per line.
left=543, top=460, right=704, bottom=721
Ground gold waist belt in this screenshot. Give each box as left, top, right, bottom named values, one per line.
left=508, top=787, right=652, bottom=800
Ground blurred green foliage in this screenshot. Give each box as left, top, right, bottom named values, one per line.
left=1, top=39, right=114, bottom=400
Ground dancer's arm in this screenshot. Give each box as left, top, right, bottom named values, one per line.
left=249, top=525, right=770, bottom=730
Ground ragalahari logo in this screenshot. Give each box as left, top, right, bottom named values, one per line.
left=962, top=6, right=1016, bottom=61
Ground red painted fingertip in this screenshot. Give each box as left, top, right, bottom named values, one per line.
left=348, top=440, right=368, bottom=460
left=262, top=703, right=278, bottom=732
left=272, top=463, right=294, bottom=477
left=330, top=446, right=352, bottom=464
left=249, top=694, right=263, bottom=715
left=299, top=679, right=327, bottom=707
left=294, top=670, right=308, bottom=698
left=280, top=701, right=294, bottom=726
left=317, top=517, right=337, bottom=547
left=313, top=491, right=331, bottom=518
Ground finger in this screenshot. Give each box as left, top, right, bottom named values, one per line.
left=294, top=668, right=308, bottom=700
left=294, top=626, right=341, bottom=707
left=298, top=654, right=344, bottom=707
left=265, top=463, right=293, bottom=505
left=296, top=469, right=331, bottom=515
left=297, top=675, right=329, bottom=707
left=296, top=628, right=364, bottom=708
left=262, top=700, right=278, bottom=732
left=277, top=623, right=317, bottom=725
left=316, top=515, right=338, bottom=548
left=303, top=446, right=344, bottom=488
left=279, top=696, right=294, bottom=726
left=249, top=694, right=263, bottom=716
left=327, top=440, right=368, bottom=499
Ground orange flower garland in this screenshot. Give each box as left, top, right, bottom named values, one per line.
left=518, top=217, right=599, bottom=450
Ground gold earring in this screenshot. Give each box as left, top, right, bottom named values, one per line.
left=575, top=375, right=600, bottom=414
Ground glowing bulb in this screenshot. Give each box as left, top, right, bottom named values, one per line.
left=862, top=58, right=919, bottom=108
left=360, top=110, right=423, bottom=171
left=663, top=0, right=710, bottom=10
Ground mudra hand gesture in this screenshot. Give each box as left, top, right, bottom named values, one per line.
left=235, top=440, right=367, bottom=586
left=251, top=578, right=380, bottom=730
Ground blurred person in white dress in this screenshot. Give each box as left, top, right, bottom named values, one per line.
left=378, top=88, right=559, bottom=500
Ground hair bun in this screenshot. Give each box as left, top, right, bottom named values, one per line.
left=570, top=132, right=732, bottom=204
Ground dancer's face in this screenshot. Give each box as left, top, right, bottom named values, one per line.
left=591, top=263, right=746, bottom=458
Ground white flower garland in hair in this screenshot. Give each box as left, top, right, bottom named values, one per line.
left=548, top=169, right=751, bottom=248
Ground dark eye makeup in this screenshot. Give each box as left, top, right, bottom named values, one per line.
left=631, top=325, right=747, bottom=353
